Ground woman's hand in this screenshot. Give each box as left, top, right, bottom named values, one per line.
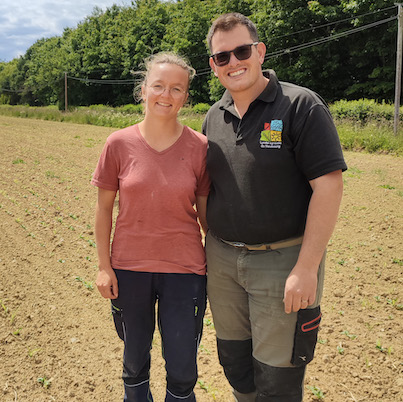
left=96, top=267, right=119, bottom=299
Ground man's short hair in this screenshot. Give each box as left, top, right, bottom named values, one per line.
left=207, top=13, right=259, bottom=52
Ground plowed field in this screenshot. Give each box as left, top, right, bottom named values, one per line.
left=0, top=115, right=402, bottom=401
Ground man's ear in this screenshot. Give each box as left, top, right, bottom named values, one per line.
left=257, top=42, right=266, bottom=65
left=209, top=57, right=218, bottom=77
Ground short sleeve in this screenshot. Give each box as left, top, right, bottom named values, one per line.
left=292, top=104, right=347, bottom=180
left=196, top=156, right=210, bottom=196
left=91, top=139, right=120, bottom=191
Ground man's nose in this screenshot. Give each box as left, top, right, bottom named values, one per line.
left=228, top=52, right=240, bottom=66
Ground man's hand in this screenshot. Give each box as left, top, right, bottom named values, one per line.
left=96, top=267, right=119, bottom=299
left=283, top=263, right=317, bottom=314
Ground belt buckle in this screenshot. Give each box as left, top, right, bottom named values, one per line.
left=231, top=242, right=246, bottom=248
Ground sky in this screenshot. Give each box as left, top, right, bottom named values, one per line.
left=0, top=0, right=132, bottom=62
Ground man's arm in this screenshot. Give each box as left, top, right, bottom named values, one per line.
left=283, top=169, right=343, bottom=313
left=196, top=195, right=208, bottom=235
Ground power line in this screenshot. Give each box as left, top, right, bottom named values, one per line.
left=269, top=5, right=396, bottom=41
left=264, top=15, right=396, bottom=61
left=0, top=87, right=24, bottom=93
left=67, top=76, right=135, bottom=84
left=193, top=14, right=396, bottom=77
left=187, top=4, right=397, bottom=62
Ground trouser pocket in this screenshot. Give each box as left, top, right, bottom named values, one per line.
left=111, top=300, right=125, bottom=341
left=290, top=306, right=321, bottom=366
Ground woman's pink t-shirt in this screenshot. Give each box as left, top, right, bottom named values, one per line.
left=91, top=124, right=210, bottom=275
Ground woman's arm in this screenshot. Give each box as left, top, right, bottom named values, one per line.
left=94, top=188, right=119, bottom=299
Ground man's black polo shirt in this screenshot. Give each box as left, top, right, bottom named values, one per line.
left=202, top=70, right=347, bottom=244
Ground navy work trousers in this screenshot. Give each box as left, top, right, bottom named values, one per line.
left=111, top=270, right=207, bottom=402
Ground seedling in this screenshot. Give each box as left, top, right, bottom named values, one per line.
left=45, top=171, right=58, bottom=179
left=197, top=380, right=211, bottom=393
left=199, top=344, right=210, bottom=355
left=37, top=376, right=52, bottom=389
left=364, top=356, right=372, bottom=367
left=28, top=348, right=41, bottom=357
left=386, top=298, right=403, bottom=310
left=337, top=343, right=345, bottom=355
left=307, top=385, right=325, bottom=400
left=0, top=299, right=9, bottom=314
left=13, top=328, right=21, bottom=336
left=379, top=184, right=395, bottom=190
left=341, top=330, right=357, bottom=340
left=376, top=340, right=392, bottom=355
left=203, top=318, right=214, bottom=328
left=9, top=310, right=18, bottom=325
left=75, top=276, right=94, bottom=291
left=197, top=380, right=217, bottom=398
left=12, top=158, right=25, bottom=164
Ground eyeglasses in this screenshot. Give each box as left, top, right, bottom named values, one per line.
left=210, top=42, right=259, bottom=67
left=147, top=84, right=187, bottom=99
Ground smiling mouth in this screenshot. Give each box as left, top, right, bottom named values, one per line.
left=229, top=69, right=246, bottom=77
left=157, top=102, right=171, bottom=107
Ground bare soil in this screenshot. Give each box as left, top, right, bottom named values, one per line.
left=0, top=115, right=402, bottom=402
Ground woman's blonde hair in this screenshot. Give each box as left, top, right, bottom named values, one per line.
left=133, top=52, right=195, bottom=102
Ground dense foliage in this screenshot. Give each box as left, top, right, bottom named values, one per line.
left=0, top=0, right=398, bottom=107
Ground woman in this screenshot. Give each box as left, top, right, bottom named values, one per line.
left=92, top=52, right=210, bottom=402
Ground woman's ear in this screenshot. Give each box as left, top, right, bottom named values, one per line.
left=141, top=85, right=147, bottom=102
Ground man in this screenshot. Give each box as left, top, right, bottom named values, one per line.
left=202, top=13, right=347, bottom=402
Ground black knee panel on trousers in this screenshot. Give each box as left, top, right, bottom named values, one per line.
left=253, top=358, right=306, bottom=402
left=216, top=338, right=256, bottom=394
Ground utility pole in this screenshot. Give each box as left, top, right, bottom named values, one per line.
left=64, top=72, right=68, bottom=112
left=394, top=4, right=403, bottom=135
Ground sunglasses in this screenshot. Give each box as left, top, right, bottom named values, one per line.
left=210, top=42, right=259, bottom=67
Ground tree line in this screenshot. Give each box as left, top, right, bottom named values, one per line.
left=0, top=0, right=398, bottom=108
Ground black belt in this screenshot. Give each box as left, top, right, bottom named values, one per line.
left=212, top=232, right=303, bottom=251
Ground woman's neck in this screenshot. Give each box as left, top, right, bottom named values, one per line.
left=138, top=117, right=183, bottom=152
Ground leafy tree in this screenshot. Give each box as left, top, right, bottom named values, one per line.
left=162, top=0, right=214, bottom=104
left=0, top=59, right=24, bottom=104
left=252, top=0, right=397, bottom=102
left=0, top=0, right=398, bottom=106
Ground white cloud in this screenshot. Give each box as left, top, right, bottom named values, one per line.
left=0, top=0, right=131, bottom=62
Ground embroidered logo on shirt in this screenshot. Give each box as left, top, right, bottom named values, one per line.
left=260, top=120, right=283, bottom=149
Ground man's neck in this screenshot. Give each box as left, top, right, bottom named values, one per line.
left=232, top=76, right=269, bottom=118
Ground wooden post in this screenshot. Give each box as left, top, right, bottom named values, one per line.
left=64, top=72, right=68, bottom=112
left=394, top=4, right=403, bottom=135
